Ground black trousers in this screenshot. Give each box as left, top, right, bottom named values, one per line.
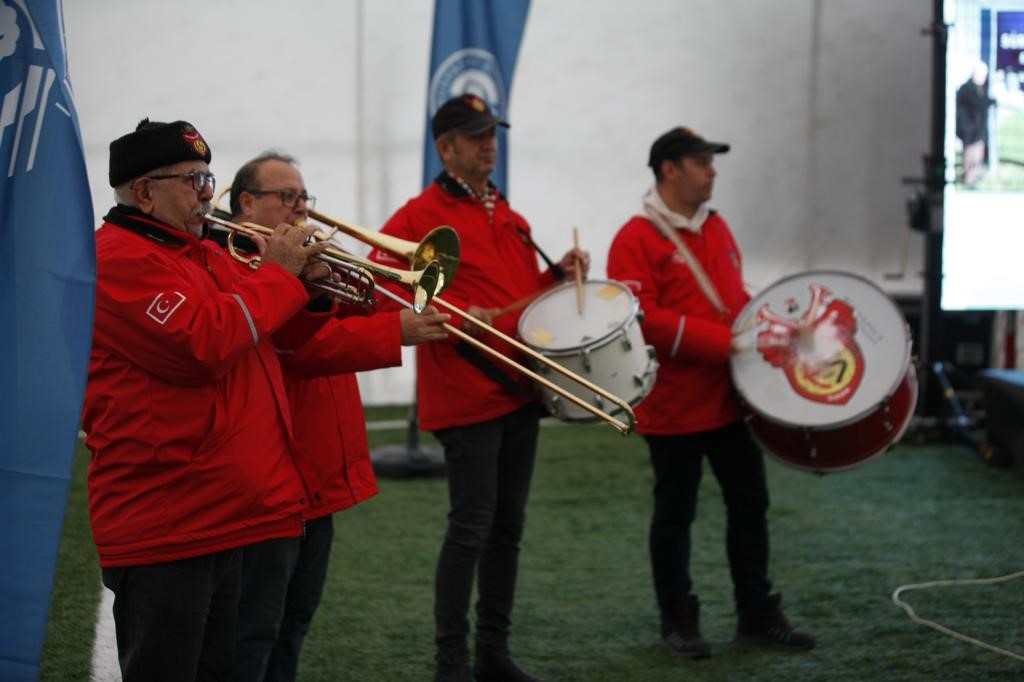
left=644, top=421, right=772, bottom=619
left=233, top=514, right=335, bottom=682
left=101, top=548, right=242, bottom=682
left=432, top=403, right=541, bottom=661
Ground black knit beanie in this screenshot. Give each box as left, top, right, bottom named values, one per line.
left=108, top=118, right=212, bottom=187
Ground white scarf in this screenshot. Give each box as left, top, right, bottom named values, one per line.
left=642, top=186, right=709, bottom=233
left=640, top=186, right=726, bottom=314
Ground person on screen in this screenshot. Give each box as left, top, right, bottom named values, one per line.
left=956, top=60, right=996, bottom=186
left=369, top=94, right=589, bottom=682
left=607, top=126, right=816, bottom=660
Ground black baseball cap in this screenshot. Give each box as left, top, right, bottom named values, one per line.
left=431, top=94, right=509, bottom=139
left=648, top=126, right=729, bottom=169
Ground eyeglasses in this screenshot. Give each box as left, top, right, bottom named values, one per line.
left=246, top=189, right=317, bottom=209
left=144, top=170, right=216, bottom=193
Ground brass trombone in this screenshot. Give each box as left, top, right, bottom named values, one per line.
left=203, top=213, right=443, bottom=314
left=303, top=211, right=637, bottom=434
left=309, top=208, right=460, bottom=295
left=215, top=187, right=636, bottom=433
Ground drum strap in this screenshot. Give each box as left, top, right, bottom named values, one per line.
left=454, top=341, right=531, bottom=397
left=514, top=226, right=566, bottom=280
left=640, top=189, right=728, bottom=315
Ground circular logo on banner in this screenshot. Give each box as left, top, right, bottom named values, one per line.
left=428, top=47, right=506, bottom=117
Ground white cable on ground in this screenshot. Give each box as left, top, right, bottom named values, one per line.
left=891, top=569, right=1024, bottom=663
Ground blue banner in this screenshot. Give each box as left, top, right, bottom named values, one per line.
left=996, top=11, right=1024, bottom=71
left=0, top=0, right=96, bottom=679
left=423, top=0, right=531, bottom=195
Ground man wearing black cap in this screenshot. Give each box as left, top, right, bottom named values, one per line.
left=607, top=127, right=815, bottom=660
left=82, top=119, right=329, bottom=681
left=370, top=94, right=589, bottom=682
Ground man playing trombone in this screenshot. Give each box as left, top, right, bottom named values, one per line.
left=211, top=151, right=450, bottom=682
left=82, top=120, right=330, bottom=682
left=370, top=94, right=589, bottom=682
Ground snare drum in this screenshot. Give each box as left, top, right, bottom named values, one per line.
left=518, top=279, right=657, bottom=421
left=730, top=271, right=917, bottom=473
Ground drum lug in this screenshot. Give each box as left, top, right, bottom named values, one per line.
left=803, top=429, right=817, bottom=459
left=582, top=347, right=592, bottom=373
left=882, top=400, right=893, bottom=431
left=549, top=395, right=565, bottom=418
left=634, top=353, right=658, bottom=388
left=594, top=394, right=605, bottom=410
left=619, top=329, right=632, bottom=352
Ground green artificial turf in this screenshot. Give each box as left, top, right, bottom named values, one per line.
left=40, top=411, right=1024, bottom=681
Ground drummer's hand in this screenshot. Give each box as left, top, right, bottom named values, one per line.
left=464, top=305, right=498, bottom=336
left=559, top=248, right=590, bottom=280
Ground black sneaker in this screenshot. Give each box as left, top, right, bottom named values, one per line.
left=435, top=654, right=475, bottom=682
left=736, top=593, right=816, bottom=652
left=660, top=594, right=711, bottom=659
left=473, top=648, right=544, bottom=682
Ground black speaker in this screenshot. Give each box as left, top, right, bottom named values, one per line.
left=893, top=294, right=994, bottom=374
left=940, top=310, right=995, bottom=372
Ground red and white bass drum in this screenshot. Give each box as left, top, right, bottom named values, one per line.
left=729, top=271, right=917, bottom=473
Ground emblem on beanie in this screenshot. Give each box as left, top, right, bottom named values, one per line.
left=180, top=125, right=208, bottom=157
left=753, top=283, right=865, bottom=406
left=465, top=94, right=486, bottom=112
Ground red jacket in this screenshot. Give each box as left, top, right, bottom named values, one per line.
left=607, top=211, right=749, bottom=435
left=82, top=206, right=325, bottom=567
left=370, top=176, right=557, bottom=430
left=279, top=309, right=403, bottom=517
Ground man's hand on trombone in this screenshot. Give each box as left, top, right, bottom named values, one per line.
left=251, top=222, right=330, bottom=279
left=400, top=306, right=451, bottom=345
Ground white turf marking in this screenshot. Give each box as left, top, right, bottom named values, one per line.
left=90, top=587, right=119, bottom=681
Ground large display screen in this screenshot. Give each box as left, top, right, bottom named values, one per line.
left=943, top=0, right=1024, bottom=310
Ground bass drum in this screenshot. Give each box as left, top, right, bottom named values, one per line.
left=730, top=271, right=917, bottom=473
left=518, top=279, right=657, bottom=421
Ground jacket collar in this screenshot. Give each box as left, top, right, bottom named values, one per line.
left=103, top=204, right=208, bottom=245
left=642, top=186, right=709, bottom=234
left=434, top=171, right=503, bottom=202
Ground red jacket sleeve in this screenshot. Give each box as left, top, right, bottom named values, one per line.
left=92, top=242, right=311, bottom=386
left=607, top=221, right=731, bottom=365
left=279, top=310, right=403, bottom=378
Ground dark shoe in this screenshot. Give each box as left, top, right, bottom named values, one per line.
left=660, top=594, right=711, bottom=659
left=473, top=648, right=544, bottom=682
left=435, top=654, right=475, bottom=682
left=736, top=593, right=816, bottom=651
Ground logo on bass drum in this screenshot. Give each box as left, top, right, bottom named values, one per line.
left=753, top=283, right=864, bottom=405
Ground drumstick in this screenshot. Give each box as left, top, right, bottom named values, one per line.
left=493, top=282, right=557, bottom=319
left=573, top=227, right=583, bottom=315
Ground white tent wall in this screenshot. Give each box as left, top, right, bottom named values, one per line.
left=64, top=0, right=931, bottom=406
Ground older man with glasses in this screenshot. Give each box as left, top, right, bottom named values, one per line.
left=82, top=120, right=333, bottom=682
left=216, top=151, right=449, bottom=682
